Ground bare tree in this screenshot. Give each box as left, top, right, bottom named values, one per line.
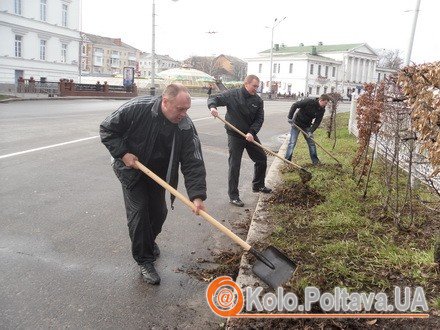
left=376, top=48, right=404, bottom=70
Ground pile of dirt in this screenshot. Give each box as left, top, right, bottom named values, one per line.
left=184, top=250, right=242, bottom=283
left=268, top=183, right=325, bottom=209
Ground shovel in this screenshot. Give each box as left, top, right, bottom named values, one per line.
left=290, top=122, right=342, bottom=166
left=135, top=160, right=297, bottom=289
left=215, top=116, right=312, bottom=183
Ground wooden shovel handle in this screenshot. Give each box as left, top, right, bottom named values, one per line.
left=216, top=116, right=306, bottom=171
left=134, top=160, right=252, bottom=252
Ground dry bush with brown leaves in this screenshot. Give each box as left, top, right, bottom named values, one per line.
left=398, top=62, right=440, bottom=176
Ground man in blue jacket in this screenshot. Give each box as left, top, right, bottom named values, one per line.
left=285, top=94, right=330, bottom=164
left=100, top=84, right=207, bottom=285
left=208, top=75, right=271, bottom=207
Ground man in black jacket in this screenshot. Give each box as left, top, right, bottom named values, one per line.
left=208, top=75, right=271, bottom=207
left=100, top=84, right=207, bottom=285
left=285, top=94, right=330, bottom=164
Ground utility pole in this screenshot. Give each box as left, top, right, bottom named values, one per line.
left=150, top=0, right=156, bottom=95
left=405, top=0, right=421, bottom=66
left=268, top=17, right=286, bottom=99
left=78, top=0, right=82, bottom=83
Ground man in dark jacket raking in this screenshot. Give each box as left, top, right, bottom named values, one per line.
left=100, top=84, right=207, bottom=285
left=285, top=94, right=330, bottom=164
left=208, top=75, right=271, bottom=207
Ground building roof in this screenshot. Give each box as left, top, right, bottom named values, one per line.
left=140, top=53, right=179, bottom=62
left=82, top=33, right=140, bottom=52
left=216, top=54, right=246, bottom=64
left=260, top=43, right=365, bottom=54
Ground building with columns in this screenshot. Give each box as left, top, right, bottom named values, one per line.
left=0, top=0, right=80, bottom=90
left=246, top=43, right=384, bottom=98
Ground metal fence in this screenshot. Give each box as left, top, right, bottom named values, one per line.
left=16, top=79, right=59, bottom=95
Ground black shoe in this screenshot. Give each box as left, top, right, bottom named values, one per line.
left=252, top=186, right=272, bottom=193
left=140, top=262, right=161, bottom=285
left=229, top=198, right=244, bottom=207
left=153, top=242, right=160, bottom=258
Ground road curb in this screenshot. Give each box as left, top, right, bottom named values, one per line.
left=226, top=136, right=288, bottom=325
left=0, top=96, right=135, bottom=103
left=235, top=136, right=288, bottom=287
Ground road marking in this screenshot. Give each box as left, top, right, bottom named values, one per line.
left=0, top=136, right=99, bottom=159
left=192, top=116, right=212, bottom=122
left=0, top=117, right=213, bottom=160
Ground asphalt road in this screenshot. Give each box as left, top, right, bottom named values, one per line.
left=0, top=97, right=298, bottom=328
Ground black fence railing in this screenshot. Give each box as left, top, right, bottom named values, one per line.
left=17, top=79, right=59, bottom=95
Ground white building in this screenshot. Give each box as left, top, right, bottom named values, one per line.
left=246, top=43, right=383, bottom=98
left=138, top=52, right=180, bottom=79
left=0, top=0, right=80, bottom=90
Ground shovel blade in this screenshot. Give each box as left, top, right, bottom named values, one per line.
left=252, top=246, right=297, bottom=289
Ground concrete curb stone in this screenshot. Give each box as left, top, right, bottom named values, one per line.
left=226, top=136, right=289, bottom=326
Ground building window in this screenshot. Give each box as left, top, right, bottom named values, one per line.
left=325, top=66, right=329, bottom=77
left=377, top=72, right=381, bottom=81
left=273, top=63, right=276, bottom=73
left=310, top=64, right=314, bottom=75
left=40, top=0, right=47, bottom=21
left=258, top=63, right=262, bottom=73
left=308, top=86, right=312, bottom=95
left=82, top=45, right=86, bottom=55
left=318, top=65, right=321, bottom=76
left=331, top=87, right=335, bottom=93
left=289, top=63, right=293, bottom=73
left=332, top=66, right=336, bottom=77
left=14, top=0, right=22, bottom=15
left=277, top=63, right=281, bottom=73
left=15, top=35, right=22, bottom=57
left=61, top=43, right=67, bottom=63
left=316, top=86, right=320, bottom=95
left=62, top=4, right=68, bottom=27
left=40, top=40, right=46, bottom=60
left=324, top=86, right=328, bottom=94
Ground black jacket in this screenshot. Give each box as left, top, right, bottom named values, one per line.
left=100, top=96, right=207, bottom=203
left=288, top=98, right=326, bottom=132
left=207, top=86, right=264, bottom=137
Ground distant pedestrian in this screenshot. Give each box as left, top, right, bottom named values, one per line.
left=207, top=84, right=213, bottom=98
left=285, top=94, right=331, bottom=165
left=208, top=75, right=272, bottom=207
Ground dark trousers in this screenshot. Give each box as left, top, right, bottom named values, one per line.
left=122, top=176, right=167, bottom=265
left=227, top=134, right=267, bottom=199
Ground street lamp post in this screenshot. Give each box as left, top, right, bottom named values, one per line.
left=150, top=0, right=156, bottom=95
left=268, top=17, right=286, bottom=99
left=405, top=0, right=421, bottom=66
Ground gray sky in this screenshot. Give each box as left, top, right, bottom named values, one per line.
left=82, top=0, right=438, bottom=64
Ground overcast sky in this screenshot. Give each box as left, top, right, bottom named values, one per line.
left=82, top=0, right=438, bottom=64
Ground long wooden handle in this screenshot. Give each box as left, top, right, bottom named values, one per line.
left=216, top=116, right=306, bottom=171
left=290, top=122, right=342, bottom=165
left=134, top=160, right=252, bottom=252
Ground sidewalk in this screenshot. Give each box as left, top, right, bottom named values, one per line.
left=0, top=92, right=135, bottom=103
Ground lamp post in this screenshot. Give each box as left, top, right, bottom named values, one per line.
left=150, top=0, right=156, bottom=95
left=405, top=0, right=421, bottom=66
left=150, top=0, right=178, bottom=95
left=268, top=16, right=286, bottom=99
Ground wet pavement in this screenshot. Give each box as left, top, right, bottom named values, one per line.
left=0, top=97, right=299, bottom=328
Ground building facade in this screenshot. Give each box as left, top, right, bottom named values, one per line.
left=0, top=0, right=80, bottom=89
left=246, top=43, right=385, bottom=98
left=80, top=33, right=141, bottom=77
left=138, top=52, right=180, bottom=78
